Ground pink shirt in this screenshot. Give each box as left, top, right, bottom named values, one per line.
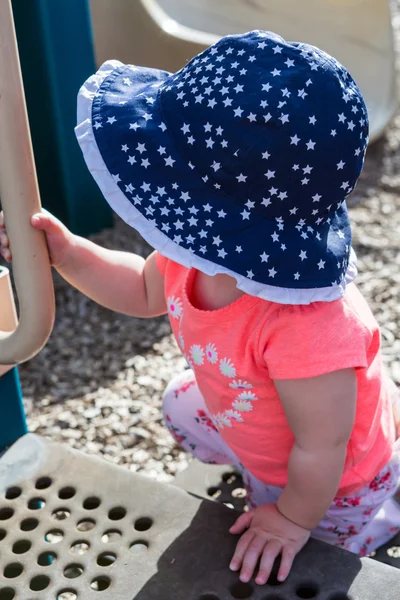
left=157, top=253, right=395, bottom=495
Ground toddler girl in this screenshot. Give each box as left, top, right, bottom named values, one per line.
left=1, top=30, right=399, bottom=585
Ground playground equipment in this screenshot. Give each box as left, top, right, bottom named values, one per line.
left=0, top=269, right=27, bottom=450
left=0, top=1, right=399, bottom=598
left=90, top=0, right=398, bottom=142
left=0, top=270, right=17, bottom=377
left=0, top=437, right=399, bottom=600
left=0, top=0, right=55, bottom=366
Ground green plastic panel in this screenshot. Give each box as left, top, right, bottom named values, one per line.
left=11, top=0, right=113, bottom=236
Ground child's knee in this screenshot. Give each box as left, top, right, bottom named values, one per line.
left=162, top=369, right=201, bottom=427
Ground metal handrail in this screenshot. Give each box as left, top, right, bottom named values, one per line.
left=0, top=0, right=55, bottom=364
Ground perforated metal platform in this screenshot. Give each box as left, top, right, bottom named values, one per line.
left=0, top=434, right=399, bottom=600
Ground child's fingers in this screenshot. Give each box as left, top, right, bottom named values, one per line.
left=229, top=510, right=253, bottom=534
left=0, top=219, right=12, bottom=261
left=229, top=529, right=255, bottom=572
left=255, top=538, right=283, bottom=585
left=0, top=247, right=11, bottom=262
left=0, top=231, right=9, bottom=248
left=240, top=534, right=270, bottom=582
left=31, top=212, right=63, bottom=235
left=277, top=544, right=297, bottom=582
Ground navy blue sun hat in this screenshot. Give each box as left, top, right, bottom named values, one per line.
left=75, top=30, right=368, bottom=304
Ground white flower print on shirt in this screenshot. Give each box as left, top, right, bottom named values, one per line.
left=219, top=358, right=236, bottom=378
left=190, top=344, right=204, bottom=366
left=237, top=391, right=258, bottom=402
left=205, top=343, right=218, bottom=364
left=232, top=398, right=253, bottom=412
left=212, top=413, right=225, bottom=430
left=174, top=339, right=257, bottom=432
left=229, top=380, right=253, bottom=390
left=220, top=414, right=233, bottom=428
left=167, top=296, right=183, bottom=319
left=225, top=409, right=244, bottom=423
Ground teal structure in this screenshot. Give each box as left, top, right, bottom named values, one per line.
left=0, top=368, right=27, bottom=453
left=11, top=0, right=113, bottom=237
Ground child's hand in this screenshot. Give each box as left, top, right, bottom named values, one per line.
left=229, top=503, right=310, bottom=585
left=0, top=210, right=74, bottom=269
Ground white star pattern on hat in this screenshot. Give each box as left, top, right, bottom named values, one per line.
left=85, top=30, right=368, bottom=297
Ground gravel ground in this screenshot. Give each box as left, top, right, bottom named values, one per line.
left=3, top=7, right=400, bottom=484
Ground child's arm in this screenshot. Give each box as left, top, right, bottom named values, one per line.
left=229, top=368, right=356, bottom=584
left=59, top=240, right=166, bottom=318
left=275, top=368, right=357, bottom=528
left=0, top=210, right=167, bottom=318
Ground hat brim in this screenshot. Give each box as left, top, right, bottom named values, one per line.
left=75, top=60, right=356, bottom=305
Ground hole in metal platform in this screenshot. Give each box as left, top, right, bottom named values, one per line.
left=101, top=530, right=122, bottom=543
left=12, top=540, right=32, bottom=554
left=57, top=590, right=78, bottom=600
left=5, top=487, right=22, bottom=500
left=77, top=519, right=96, bottom=532
left=70, top=541, right=90, bottom=556
left=30, top=574, right=50, bottom=591
left=0, top=507, right=14, bottom=520
left=64, top=564, right=84, bottom=579
left=4, top=563, right=24, bottom=578
left=296, top=584, right=319, bottom=599
left=20, top=517, right=39, bottom=531
left=232, top=488, right=247, bottom=499
left=387, top=546, right=400, bottom=558
left=36, top=477, right=52, bottom=490
left=134, top=517, right=153, bottom=532
left=0, top=528, right=7, bottom=541
left=45, top=529, right=64, bottom=544
left=91, top=576, right=111, bottom=591
left=198, top=595, right=221, bottom=600
left=83, top=496, right=101, bottom=510
left=53, top=508, right=71, bottom=521
left=222, top=472, right=238, bottom=484
left=38, top=551, right=58, bottom=566
left=130, top=540, right=149, bottom=554
left=27, top=497, right=46, bottom=510
left=207, top=486, right=222, bottom=499
left=97, top=552, right=117, bottom=567
left=230, top=581, right=253, bottom=599
left=0, top=588, right=15, bottom=599
left=108, top=506, right=126, bottom=521
left=59, top=487, right=76, bottom=500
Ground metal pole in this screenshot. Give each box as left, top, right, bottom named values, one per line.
left=0, top=0, right=55, bottom=364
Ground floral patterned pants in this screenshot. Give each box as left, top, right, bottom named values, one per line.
left=163, top=369, right=400, bottom=556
